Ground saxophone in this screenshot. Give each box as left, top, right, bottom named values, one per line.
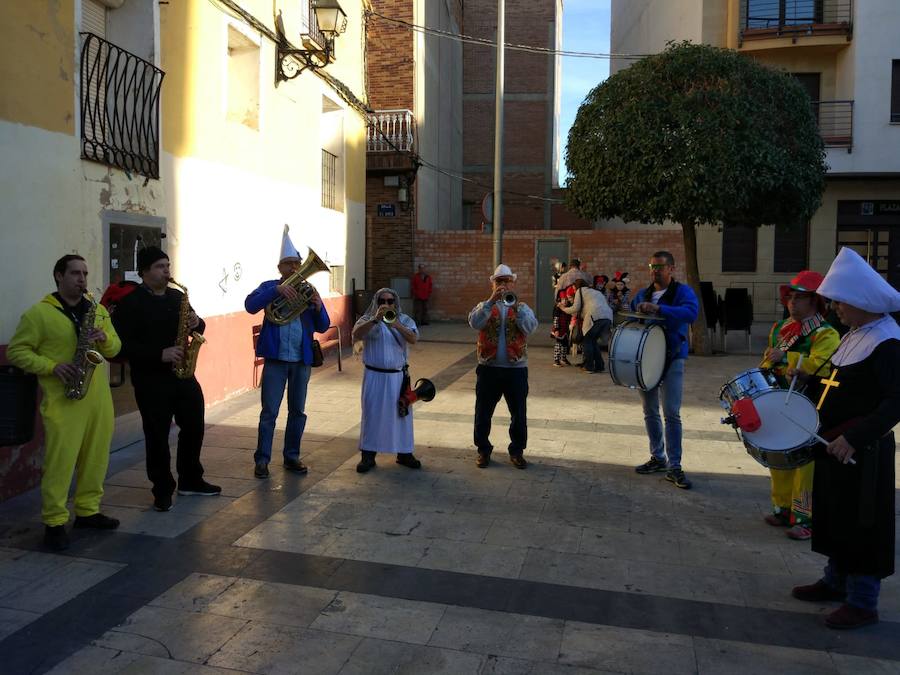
left=64, top=293, right=105, bottom=400
left=168, top=279, right=206, bottom=379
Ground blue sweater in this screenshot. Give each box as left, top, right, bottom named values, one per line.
left=631, top=281, right=698, bottom=361
left=245, top=280, right=330, bottom=362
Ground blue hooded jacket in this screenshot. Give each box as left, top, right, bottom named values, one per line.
left=631, top=280, right=698, bottom=360
left=245, top=280, right=330, bottom=363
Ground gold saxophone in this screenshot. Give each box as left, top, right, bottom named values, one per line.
left=65, top=292, right=105, bottom=400
left=168, top=279, right=206, bottom=379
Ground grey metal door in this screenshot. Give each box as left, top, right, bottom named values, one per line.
left=535, top=239, right=569, bottom=322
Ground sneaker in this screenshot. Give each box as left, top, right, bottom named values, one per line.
left=764, top=511, right=791, bottom=527
left=356, top=452, right=376, bottom=473
left=254, top=463, right=269, bottom=479
left=635, top=457, right=667, bottom=474
left=177, top=481, right=221, bottom=496
left=509, top=454, right=528, bottom=470
left=791, top=579, right=846, bottom=603
left=73, top=513, right=120, bottom=530
left=44, top=525, right=69, bottom=551
left=153, top=494, right=173, bottom=512
left=396, top=453, right=422, bottom=469
left=553, top=362, right=563, bottom=367
left=283, top=459, right=308, bottom=474
left=786, top=524, right=812, bottom=540
left=825, top=604, right=879, bottom=629
left=665, top=469, right=692, bottom=489
left=476, top=452, right=491, bottom=468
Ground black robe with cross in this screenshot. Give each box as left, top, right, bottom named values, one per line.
left=809, top=338, right=900, bottom=578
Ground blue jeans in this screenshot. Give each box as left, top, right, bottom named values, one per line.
left=255, top=359, right=311, bottom=465
left=824, top=558, right=881, bottom=611
left=639, top=358, right=685, bottom=470
left=582, top=319, right=611, bottom=372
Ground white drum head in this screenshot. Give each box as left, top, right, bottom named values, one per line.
left=640, top=325, right=667, bottom=390
left=742, top=390, right=819, bottom=451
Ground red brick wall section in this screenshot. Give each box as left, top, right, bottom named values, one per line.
left=367, top=0, right=414, bottom=111
left=414, top=229, right=686, bottom=319
left=366, top=177, right=416, bottom=290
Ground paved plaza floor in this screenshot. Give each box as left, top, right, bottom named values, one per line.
left=1, top=324, right=899, bottom=673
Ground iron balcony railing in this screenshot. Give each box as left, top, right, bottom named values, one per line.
left=813, top=100, right=853, bottom=151
left=366, top=110, right=416, bottom=153
left=740, top=0, right=852, bottom=42
left=79, top=33, right=164, bottom=179
left=302, top=0, right=327, bottom=50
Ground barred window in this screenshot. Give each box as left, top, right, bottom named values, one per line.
left=321, top=149, right=338, bottom=210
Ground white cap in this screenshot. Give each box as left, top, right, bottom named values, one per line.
left=817, top=246, right=900, bottom=314
left=279, top=224, right=301, bottom=263
left=490, top=264, right=517, bottom=282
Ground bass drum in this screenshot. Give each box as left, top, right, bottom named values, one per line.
left=608, top=322, right=667, bottom=391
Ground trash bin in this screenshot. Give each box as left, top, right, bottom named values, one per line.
left=353, top=289, right=373, bottom=320
left=0, top=365, right=37, bottom=446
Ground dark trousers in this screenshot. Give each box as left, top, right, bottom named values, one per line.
left=474, top=365, right=528, bottom=456
left=133, top=373, right=205, bottom=497
left=583, top=319, right=611, bottom=372
left=413, top=298, right=429, bottom=325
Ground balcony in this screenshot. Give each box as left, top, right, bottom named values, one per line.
left=366, top=109, right=418, bottom=173
left=301, top=0, right=328, bottom=52
left=79, top=32, right=165, bottom=179
left=814, top=100, right=853, bottom=152
left=739, top=0, right=852, bottom=46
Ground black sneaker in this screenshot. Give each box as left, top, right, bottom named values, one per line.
left=154, top=494, right=173, bottom=512
left=44, top=525, right=69, bottom=551
left=254, top=463, right=269, bottom=478
left=396, top=453, right=421, bottom=469
left=73, top=513, right=120, bottom=529
left=666, top=469, right=692, bottom=489
left=635, top=457, right=667, bottom=474
left=283, top=459, right=308, bottom=474
left=177, top=481, right=221, bottom=496
left=356, top=451, right=376, bottom=473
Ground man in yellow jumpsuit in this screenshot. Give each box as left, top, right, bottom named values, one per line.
left=760, top=270, right=840, bottom=541
left=8, top=255, right=122, bottom=551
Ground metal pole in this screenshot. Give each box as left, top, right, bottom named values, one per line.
left=492, top=0, right=505, bottom=268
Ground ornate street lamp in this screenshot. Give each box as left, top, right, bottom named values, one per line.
left=276, top=0, right=348, bottom=83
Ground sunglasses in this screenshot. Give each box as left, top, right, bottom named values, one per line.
left=648, top=263, right=669, bottom=270
left=377, top=298, right=395, bottom=305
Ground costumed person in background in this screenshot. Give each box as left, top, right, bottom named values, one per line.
left=244, top=227, right=329, bottom=479
left=559, top=279, right=613, bottom=374
left=759, top=271, right=840, bottom=541
left=8, top=255, right=122, bottom=551
left=565, top=285, right=583, bottom=366
left=411, top=264, right=433, bottom=326
left=790, top=247, right=900, bottom=630
left=468, top=264, right=538, bottom=469
left=551, top=286, right=571, bottom=367
left=113, top=247, right=220, bottom=513
left=352, top=288, right=420, bottom=473
left=606, top=271, right=631, bottom=318
left=594, top=274, right=610, bottom=297
left=551, top=260, right=567, bottom=292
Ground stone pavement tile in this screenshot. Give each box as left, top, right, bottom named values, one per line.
left=694, top=636, right=837, bottom=674
left=398, top=509, right=494, bottom=543
left=434, top=473, right=515, bottom=497
left=97, top=484, right=156, bottom=510
left=539, top=503, right=629, bottom=533
left=234, top=520, right=335, bottom=556
left=149, top=572, right=239, bottom=612
left=680, top=539, right=786, bottom=574
left=192, top=476, right=259, bottom=499
left=456, top=494, right=546, bottom=521
left=0, top=575, right=30, bottom=599
left=428, top=605, right=565, bottom=663
left=484, top=520, right=583, bottom=554
left=0, top=606, right=39, bottom=641
left=831, top=654, right=900, bottom=675
left=419, top=538, right=527, bottom=578
left=105, top=468, right=154, bottom=490
left=558, top=621, right=696, bottom=674
left=337, top=636, right=486, bottom=675
left=519, top=549, right=628, bottom=592
left=268, top=495, right=334, bottom=523
left=310, top=501, right=410, bottom=533
left=0, top=559, right=124, bottom=613
left=0, top=548, right=118, bottom=581
left=203, top=579, right=338, bottom=627
left=46, top=645, right=237, bottom=674
left=309, top=591, right=446, bottom=644
left=199, top=433, right=258, bottom=450
left=322, top=529, right=428, bottom=567
left=100, top=505, right=207, bottom=538
left=95, top=605, right=248, bottom=662
left=580, top=528, right=682, bottom=564
left=732, top=570, right=823, bottom=615
left=208, top=622, right=361, bottom=674
left=625, top=559, right=745, bottom=606
left=478, top=654, right=540, bottom=675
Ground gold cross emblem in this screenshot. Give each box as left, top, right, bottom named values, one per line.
left=816, top=369, right=840, bottom=410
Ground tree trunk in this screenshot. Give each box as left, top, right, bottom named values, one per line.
left=682, top=221, right=712, bottom=356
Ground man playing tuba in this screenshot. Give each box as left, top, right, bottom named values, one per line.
left=244, top=227, right=330, bottom=479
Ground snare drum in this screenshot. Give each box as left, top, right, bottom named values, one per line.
left=608, top=321, right=667, bottom=391
left=718, top=368, right=778, bottom=410
left=739, top=389, right=819, bottom=469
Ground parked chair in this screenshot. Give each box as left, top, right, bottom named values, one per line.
left=316, top=324, right=343, bottom=372
left=252, top=324, right=265, bottom=388
left=722, top=288, right=754, bottom=354
left=699, top=281, right=721, bottom=349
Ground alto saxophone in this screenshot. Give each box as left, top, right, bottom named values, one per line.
left=65, top=292, right=105, bottom=400
left=168, top=279, right=206, bottom=379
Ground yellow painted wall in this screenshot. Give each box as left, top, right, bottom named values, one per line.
left=0, top=0, right=75, bottom=134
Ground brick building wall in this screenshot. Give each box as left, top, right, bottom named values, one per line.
left=366, top=177, right=416, bottom=291
left=366, top=0, right=414, bottom=111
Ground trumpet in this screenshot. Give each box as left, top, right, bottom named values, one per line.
left=383, top=309, right=397, bottom=324
left=501, top=291, right=517, bottom=307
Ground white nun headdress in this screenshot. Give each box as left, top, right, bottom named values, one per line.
left=279, top=224, right=301, bottom=263
left=817, top=247, right=900, bottom=314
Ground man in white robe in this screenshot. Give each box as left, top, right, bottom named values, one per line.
left=352, top=288, right=420, bottom=473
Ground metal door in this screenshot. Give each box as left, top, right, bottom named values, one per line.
left=535, top=239, right=569, bottom=322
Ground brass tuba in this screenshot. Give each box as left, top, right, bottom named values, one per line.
left=265, top=248, right=330, bottom=325
left=168, top=279, right=206, bottom=379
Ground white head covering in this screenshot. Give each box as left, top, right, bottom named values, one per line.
left=490, top=264, right=516, bottom=282
left=817, top=247, right=900, bottom=314
left=353, top=288, right=404, bottom=355
left=279, top=224, right=301, bottom=263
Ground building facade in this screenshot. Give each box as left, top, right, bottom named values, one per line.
left=612, top=0, right=900, bottom=323
left=0, top=0, right=369, bottom=500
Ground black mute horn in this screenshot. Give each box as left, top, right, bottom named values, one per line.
left=398, top=378, right=436, bottom=417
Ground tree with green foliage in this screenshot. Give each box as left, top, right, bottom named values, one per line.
left=566, top=41, right=827, bottom=354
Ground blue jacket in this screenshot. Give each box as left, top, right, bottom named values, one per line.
left=631, top=280, right=698, bottom=361
left=245, top=280, right=330, bottom=362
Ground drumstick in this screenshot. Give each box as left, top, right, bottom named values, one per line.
left=784, top=354, right=804, bottom=406
left=778, top=411, right=856, bottom=465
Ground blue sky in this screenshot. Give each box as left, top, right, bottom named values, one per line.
left=559, top=0, right=611, bottom=184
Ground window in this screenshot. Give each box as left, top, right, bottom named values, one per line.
left=722, top=224, right=757, bottom=273
left=322, top=149, right=338, bottom=210
left=746, top=0, right=823, bottom=29
left=774, top=222, right=809, bottom=273
left=226, top=25, right=260, bottom=130
left=891, top=60, right=900, bottom=124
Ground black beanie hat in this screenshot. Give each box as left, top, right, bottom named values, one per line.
left=137, top=246, right=169, bottom=274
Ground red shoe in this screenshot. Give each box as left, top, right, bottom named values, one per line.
left=791, top=580, right=846, bottom=602
left=786, top=524, right=812, bottom=540
left=825, top=604, right=878, bottom=629
left=764, top=511, right=790, bottom=527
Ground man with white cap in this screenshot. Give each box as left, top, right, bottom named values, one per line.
left=468, top=264, right=538, bottom=468
left=790, top=247, right=900, bottom=629
left=245, top=226, right=330, bottom=479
